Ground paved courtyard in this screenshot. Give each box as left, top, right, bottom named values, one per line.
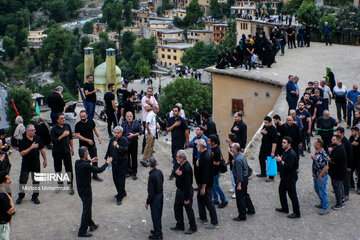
left=9, top=42, right=360, bottom=240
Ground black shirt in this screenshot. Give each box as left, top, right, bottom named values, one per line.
left=0, top=153, right=11, bottom=174
left=244, top=43, right=253, bottom=56
left=349, top=136, right=360, bottom=168
left=275, top=123, right=288, bottom=155
left=316, top=117, right=337, bottom=138
left=260, top=125, right=278, bottom=154
left=35, top=123, right=51, bottom=146
left=287, top=124, right=301, bottom=147
left=204, top=119, right=217, bottom=138
left=146, top=168, right=164, bottom=204
left=231, top=120, right=247, bottom=149
left=104, top=92, right=115, bottom=113
left=75, top=119, right=96, bottom=148
left=0, top=192, right=12, bottom=223
left=211, top=145, right=222, bottom=176
left=313, top=96, right=325, bottom=118
left=105, top=136, right=128, bottom=164
left=167, top=116, right=188, bottom=146
left=300, top=98, right=315, bottom=116
left=279, top=148, right=298, bottom=179
left=84, top=82, right=96, bottom=103
left=48, top=92, right=65, bottom=113
left=195, top=150, right=213, bottom=187
left=19, top=135, right=44, bottom=169
left=50, top=123, right=73, bottom=153
left=175, top=161, right=193, bottom=201
left=341, top=137, right=353, bottom=169
left=123, top=99, right=136, bottom=119
left=329, top=144, right=347, bottom=180
left=75, top=159, right=108, bottom=198
left=117, top=88, right=130, bottom=108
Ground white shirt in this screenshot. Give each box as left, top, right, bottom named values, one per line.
left=141, top=96, right=158, bottom=122
left=320, top=85, right=332, bottom=99
left=333, top=85, right=347, bottom=96
left=145, top=111, right=157, bottom=136
left=169, top=109, right=186, bottom=119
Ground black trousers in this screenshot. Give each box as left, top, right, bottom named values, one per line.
left=142, top=121, right=146, bottom=154
left=88, top=145, right=99, bottom=177
left=197, top=185, right=218, bottom=225
left=151, top=193, right=163, bottom=237
left=171, top=143, right=184, bottom=174
left=244, top=55, right=251, bottom=70
left=235, top=177, right=255, bottom=219
left=320, top=134, right=332, bottom=153
left=335, top=102, right=347, bottom=121
left=286, top=96, right=298, bottom=114
left=112, top=162, right=127, bottom=200
left=127, top=140, right=138, bottom=175
left=107, top=111, right=117, bottom=136
left=53, top=151, right=73, bottom=188
left=259, top=150, right=273, bottom=178
left=174, top=188, right=197, bottom=230
left=279, top=177, right=300, bottom=215
left=79, top=196, right=95, bottom=235
left=18, top=163, right=40, bottom=199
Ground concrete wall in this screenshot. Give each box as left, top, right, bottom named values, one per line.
left=157, top=47, right=186, bottom=66
left=212, top=72, right=283, bottom=156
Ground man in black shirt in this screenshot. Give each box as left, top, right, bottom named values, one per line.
left=243, top=39, right=253, bottom=71
left=349, top=127, right=360, bottom=192
left=117, top=79, right=130, bottom=120
left=336, top=127, right=353, bottom=201
left=315, top=110, right=338, bottom=152
left=16, top=124, right=47, bottom=205
left=171, top=150, right=197, bottom=234
left=285, top=116, right=301, bottom=166
left=105, top=126, right=128, bottom=205
left=258, top=116, right=277, bottom=181
left=275, top=136, right=300, bottom=218
left=123, top=90, right=137, bottom=120
left=201, top=110, right=218, bottom=140
left=231, top=112, right=247, bottom=152
left=145, top=158, right=164, bottom=240
left=50, top=113, right=75, bottom=195
left=0, top=172, right=15, bottom=239
left=167, top=106, right=189, bottom=180
left=273, top=115, right=288, bottom=156
left=47, top=86, right=65, bottom=125
left=104, top=83, right=117, bottom=138
left=75, top=110, right=102, bottom=181
left=75, top=146, right=112, bottom=238
left=328, top=135, right=347, bottom=210
left=194, top=139, right=219, bottom=229
left=84, top=74, right=99, bottom=120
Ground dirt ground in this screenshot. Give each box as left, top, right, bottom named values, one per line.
left=8, top=42, right=360, bottom=240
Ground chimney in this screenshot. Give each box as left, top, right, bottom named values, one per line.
left=106, top=48, right=116, bottom=88
left=84, top=47, right=94, bottom=83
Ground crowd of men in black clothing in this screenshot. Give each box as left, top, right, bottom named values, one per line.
left=216, top=23, right=311, bottom=71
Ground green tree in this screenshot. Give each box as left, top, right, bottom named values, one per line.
left=284, top=0, right=303, bottom=15
left=120, top=31, right=136, bottom=61
left=184, top=0, right=204, bottom=26
left=296, top=1, right=320, bottom=26
left=135, top=36, right=157, bottom=65
left=173, top=16, right=187, bottom=28
left=118, top=59, right=133, bottom=79
left=82, top=21, right=93, bottom=34
left=222, top=19, right=236, bottom=50
left=134, top=57, right=151, bottom=78
left=124, top=1, right=133, bottom=26
left=319, top=14, right=337, bottom=37
left=38, top=81, right=74, bottom=104
left=6, top=87, right=35, bottom=129
left=159, top=77, right=212, bottom=118
left=227, top=0, right=235, bottom=6
left=14, top=28, right=28, bottom=51
left=0, top=70, right=5, bottom=82
left=2, top=36, right=17, bottom=60
left=49, top=1, right=68, bottom=22
left=276, top=0, right=284, bottom=14
left=210, top=0, right=223, bottom=19
left=181, top=41, right=219, bottom=69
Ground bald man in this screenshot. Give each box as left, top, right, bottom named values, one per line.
left=315, top=110, right=339, bottom=152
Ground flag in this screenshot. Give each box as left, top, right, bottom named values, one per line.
left=36, top=101, right=40, bottom=116
left=76, top=81, right=86, bottom=102
left=11, top=99, right=19, bottom=116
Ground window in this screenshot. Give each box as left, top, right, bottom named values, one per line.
left=178, top=33, right=181, bottom=36
left=168, top=49, right=171, bottom=52
left=161, top=54, right=165, bottom=58
left=162, top=48, right=164, bottom=51
left=173, top=56, right=177, bottom=60
left=232, top=99, right=244, bottom=114
left=174, top=50, right=177, bottom=53
left=167, top=55, right=171, bottom=59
